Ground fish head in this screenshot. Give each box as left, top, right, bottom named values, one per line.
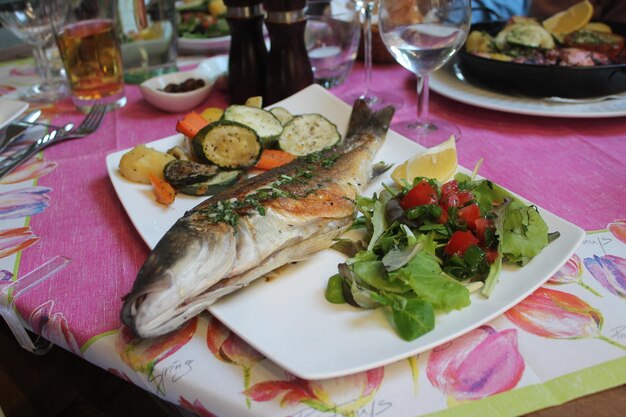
left=120, top=219, right=236, bottom=338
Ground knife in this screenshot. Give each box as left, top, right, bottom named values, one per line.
left=0, top=110, right=42, bottom=154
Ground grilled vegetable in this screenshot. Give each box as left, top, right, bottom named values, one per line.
left=506, top=24, right=555, bottom=49
left=254, top=149, right=296, bottom=170
left=150, top=173, right=177, bottom=206
left=278, top=114, right=341, bottom=156
left=269, top=106, right=293, bottom=125
left=495, top=23, right=555, bottom=50
left=466, top=31, right=495, bottom=54
left=166, top=146, right=190, bottom=161
left=223, top=105, right=283, bottom=145
left=119, top=145, right=176, bottom=184
left=178, top=170, right=243, bottom=196
left=163, top=159, right=220, bottom=187
left=193, top=120, right=262, bottom=169
left=245, top=96, right=263, bottom=108
left=176, top=111, right=209, bottom=138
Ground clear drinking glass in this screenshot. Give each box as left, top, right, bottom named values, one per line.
left=378, top=0, right=470, bottom=147
left=117, top=0, right=179, bottom=84
left=47, top=0, right=127, bottom=112
left=0, top=0, right=69, bottom=103
left=305, top=0, right=361, bottom=89
left=344, top=0, right=403, bottom=108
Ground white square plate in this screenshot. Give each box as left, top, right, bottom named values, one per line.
left=0, top=99, right=28, bottom=130
left=106, top=84, right=585, bottom=380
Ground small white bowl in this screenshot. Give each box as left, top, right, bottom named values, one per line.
left=139, top=55, right=228, bottom=113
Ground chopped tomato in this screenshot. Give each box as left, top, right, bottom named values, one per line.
left=475, top=217, right=492, bottom=244
left=400, top=180, right=438, bottom=210
left=200, top=15, right=217, bottom=29
left=457, top=190, right=475, bottom=206
left=444, top=231, right=479, bottom=257
left=440, top=180, right=475, bottom=210
left=485, top=248, right=499, bottom=264
left=458, top=203, right=481, bottom=229
left=440, top=180, right=458, bottom=198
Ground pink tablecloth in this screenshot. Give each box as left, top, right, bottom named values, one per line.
left=3, top=58, right=626, bottom=417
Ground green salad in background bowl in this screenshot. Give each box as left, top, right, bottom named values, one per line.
left=177, top=0, right=229, bottom=39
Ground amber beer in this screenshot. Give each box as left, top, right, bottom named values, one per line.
left=56, top=19, right=125, bottom=108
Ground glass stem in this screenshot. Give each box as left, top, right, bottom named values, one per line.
left=33, top=45, right=53, bottom=86
left=416, top=74, right=429, bottom=120
left=361, top=0, right=373, bottom=98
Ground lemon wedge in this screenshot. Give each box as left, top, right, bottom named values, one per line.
left=542, top=1, right=593, bottom=35
left=208, top=0, right=226, bottom=17
left=391, top=135, right=458, bottom=185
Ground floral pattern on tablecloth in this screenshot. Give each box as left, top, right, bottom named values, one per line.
left=77, top=228, right=625, bottom=417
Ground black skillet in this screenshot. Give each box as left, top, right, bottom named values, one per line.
left=457, top=21, right=626, bottom=98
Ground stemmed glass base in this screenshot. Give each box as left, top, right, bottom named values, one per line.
left=343, top=0, right=404, bottom=110
left=392, top=117, right=461, bottom=148
left=21, top=80, right=69, bottom=103
left=344, top=88, right=404, bottom=110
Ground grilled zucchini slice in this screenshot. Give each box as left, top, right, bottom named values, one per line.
left=163, top=159, right=219, bottom=187
left=178, top=170, right=244, bottom=196
left=223, top=105, right=283, bottom=145
left=269, top=106, right=293, bottom=125
left=278, top=114, right=341, bottom=156
left=506, top=24, right=554, bottom=49
left=193, top=121, right=262, bottom=169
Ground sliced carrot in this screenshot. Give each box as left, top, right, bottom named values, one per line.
left=175, top=111, right=209, bottom=138
left=254, top=149, right=296, bottom=170
left=149, top=173, right=176, bottom=206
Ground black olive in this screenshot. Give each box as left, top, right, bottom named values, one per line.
left=182, top=78, right=197, bottom=92
left=164, top=83, right=178, bottom=93
left=163, top=78, right=206, bottom=93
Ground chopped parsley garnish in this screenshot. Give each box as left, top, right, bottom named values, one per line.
left=197, top=151, right=337, bottom=227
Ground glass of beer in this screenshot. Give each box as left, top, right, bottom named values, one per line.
left=47, top=0, right=126, bottom=112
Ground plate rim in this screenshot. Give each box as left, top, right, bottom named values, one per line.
left=178, top=34, right=231, bottom=52
left=430, top=59, right=626, bottom=118
left=0, top=99, right=28, bottom=130
left=106, top=84, right=586, bottom=379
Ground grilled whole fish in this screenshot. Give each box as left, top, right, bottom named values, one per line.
left=121, top=100, right=395, bottom=338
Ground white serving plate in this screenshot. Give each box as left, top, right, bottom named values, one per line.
left=0, top=99, right=28, bottom=130
left=106, top=84, right=585, bottom=380
left=430, top=59, right=626, bottom=118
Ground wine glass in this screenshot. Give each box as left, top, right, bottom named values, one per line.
left=0, top=0, right=68, bottom=103
left=378, top=0, right=470, bottom=147
left=344, top=0, right=403, bottom=108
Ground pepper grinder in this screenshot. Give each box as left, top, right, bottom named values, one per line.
left=262, top=0, right=314, bottom=104
left=224, top=0, right=268, bottom=104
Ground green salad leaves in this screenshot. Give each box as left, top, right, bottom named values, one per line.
left=326, top=173, right=557, bottom=341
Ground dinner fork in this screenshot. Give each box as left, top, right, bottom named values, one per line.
left=0, top=103, right=107, bottom=179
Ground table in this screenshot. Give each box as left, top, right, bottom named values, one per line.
left=1, top=55, right=625, bottom=417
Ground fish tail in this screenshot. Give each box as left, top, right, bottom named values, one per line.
left=345, top=99, right=395, bottom=139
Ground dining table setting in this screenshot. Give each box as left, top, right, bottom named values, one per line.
left=0, top=0, right=625, bottom=416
